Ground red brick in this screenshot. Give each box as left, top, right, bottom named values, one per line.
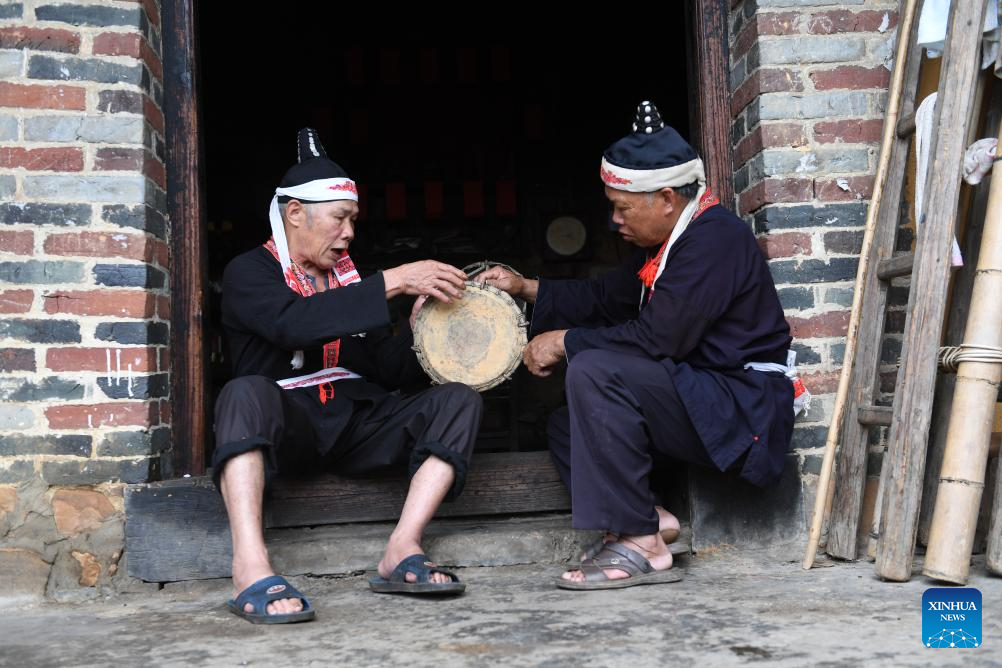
left=156, top=295, right=170, bottom=320
left=758, top=11, right=801, bottom=36
left=159, top=398, right=170, bottom=425
left=787, top=310, right=850, bottom=339
left=758, top=231, right=813, bottom=259
left=43, top=232, right=149, bottom=261
left=137, top=0, right=161, bottom=28
left=0, top=289, right=34, bottom=313
left=801, top=369, right=842, bottom=394
left=151, top=239, right=168, bottom=268
left=810, top=66, right=890, bottom=91
left=732, top=68, right=804, bottom=118
left=0, top=82, right=86, bottom=111
left=46, top=401, right=156, bottom=430
left=43, top=289, right=155, bottom=317
left=0, top=147, right=83, bottom=172
left=735, top=122, right=808, bottom=167
left=733, top=20, right=759, bottom=61
left=144, top=154, right=166, bottom=189
left=157, top=347, right=169, bottom=372
left=813, top=118, right=884, bottom=144
left=823, top=230, right=864, bottom=255
left=808, top=9, right=898, bottom=35
left=144, top=95, right=165, bottom=135
left=815, top=176, right=874, bottom=202
left=0, top=231, right=34, bottom=256
left=0, top=348, right=35, bottom=372
left=46, top=347, right=157, bottom=373
left=140, top=39, right=163, bottom=82
left=94, top=32, right=162, bottom=81
left=0, top=27, right=80, bottom=53
left=95, top=147, right=143, bottom=172
left=739, top=178, right=814, bottom=215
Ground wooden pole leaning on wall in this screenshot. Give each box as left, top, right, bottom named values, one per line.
left=801, top=0, right=920, bottom=570
left=923, top=115, right=1002, bottom=585
left=989, top=409, right=1002, bottom=574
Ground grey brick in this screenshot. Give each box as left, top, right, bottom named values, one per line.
left=34, top=4, right=141, bottom=27
left=755, top=91, right=869, bottom=121
left=93, top=263, right=165, bottom=288
left=753, top=202, right=868, bottom=233
left=867, top=449, right=884, bottom=477
left=0, top=434, right=90, bottom=457
left=802, top=454, right=822, bottom=475
left=0, top=260, right=84, bottom=285
left=0, top=49, right=23, bottom=78
left=758, top=36, right=865, bottom=65
left=98, top=373, right=168, bottom=400
left=881, top=337, right=902, bottom=365
left=0, top=175, right=14, bottom=200
left=0, top=461, right=35, bottom=484
left=102, top=205, right=166, bottom=239
left=754, top=148, right=870, bottom=177
left=0, top=115, right=18, bottom=141
left=97, top=428, right=169, bottom=457
left=734, top=164, right=751, bottom=194
left=0, top=4, right=23, bottom=20
left=756, top=0, right=863, bottom=5
left=28, top=55, right=142, bottom=85
left=790, top=425, right=827, bottom=451
left=42, top=457, right=158, bottom=485
left=95, top=321, right=168, bottom=345
left=0, top=319, right=80, bottom=343
left=831, top=342, right=845, bottom=365
left=23, top=175, right=146, bottom=203
left=0, top=377, right=84, bottom=402
left=778, top=286, right=814, bottom=310
left=25, top=115, right=144, bottom=144
left=0, top=405, right=34, bottom=430
left=97, top=89, right=142, bottom=114
left=0, top=202, right=90, bottom=227
left=790, top=342, right=822, bottom=366
left=824, top=287, right=855, bottom=307
left=769, top=257, right=859, bottom=284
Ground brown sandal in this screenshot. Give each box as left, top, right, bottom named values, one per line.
left=557, top=542, right=682, bottom=591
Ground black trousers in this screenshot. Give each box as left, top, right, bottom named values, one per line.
left=547, top=349, right=715, bottom=535
left=212, top=376, right=482, bottom=500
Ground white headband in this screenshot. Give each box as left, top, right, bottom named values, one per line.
left=600, top=157, right=706, bottom=193
left=268, top=178, right=359, bottom=274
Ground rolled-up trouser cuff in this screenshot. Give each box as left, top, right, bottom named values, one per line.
left=211, top=436, right=277, bottom=492
left=409, top=441, right=468, bottom=502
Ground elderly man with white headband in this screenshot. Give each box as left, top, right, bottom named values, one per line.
left=215, top=129, right=482, bottom=623
left=482, top=102, right=799, bottom=590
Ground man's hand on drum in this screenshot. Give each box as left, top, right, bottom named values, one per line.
left=383, top=260, right=467, bottom=304
left=523, top=330, right=567, bottom=377
left=479, top=267, right=538, bottom=303
left=409, top=295, right=428, bottom=331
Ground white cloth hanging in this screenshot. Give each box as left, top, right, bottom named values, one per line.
left=914, top=93, right=964, bottom=267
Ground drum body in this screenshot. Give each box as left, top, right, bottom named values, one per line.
left=413, top=281, right=527, bottom=391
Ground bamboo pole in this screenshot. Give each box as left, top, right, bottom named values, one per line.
left=802, top=0, right=920, bottom=570
left=923, top=115, right=1002, bottom=585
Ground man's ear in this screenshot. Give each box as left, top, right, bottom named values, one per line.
left=284, top=199, right=306, bottom=229
left=658, top=188, right=678, bottom=217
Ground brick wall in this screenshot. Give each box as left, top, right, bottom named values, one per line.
left=0, top=0, right=166, bottom=602
left=729, top=0, right=897, bottom=516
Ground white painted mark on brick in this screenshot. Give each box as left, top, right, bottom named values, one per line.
left=111, top=234, right=127, bottom=242
left=87, top=414, right=93, bottom=428
left=59, top=66, right=69, bottom=77
left=796, top=153, right=818, bottom=173
left=878, top=13, right=890, bottom=34
left=836, top=178, right=850, bottom=191
left=116, top=349, right=122, bottom=385
left=825, top=217, right=839, bottom=225
left=105, top=349, right=112, bottom=382
left=127, top=363, right=134, bottom=398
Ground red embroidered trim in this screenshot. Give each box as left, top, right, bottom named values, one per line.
left=328, top=181, right=358, bottom=195
left=600, top=166, right=633, bottom=186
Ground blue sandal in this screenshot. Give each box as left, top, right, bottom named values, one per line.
left=226, top=575, right=315, bottom=624
left=369, top=554, right=466, bottom=595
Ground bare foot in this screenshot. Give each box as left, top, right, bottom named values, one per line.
left=581, top=506, right=681, bottom=560
left=232, top=557, right=304, bottom=615
left=378, top=536, right=452, bottom=584
left=563, top=533, right=673, bottom=583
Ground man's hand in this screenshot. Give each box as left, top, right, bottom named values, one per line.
left=479, top=266, right=538, bottom=303
left=523, top=330, right=567, bottom=377
left=409, top=295, right=428, bottom=330
left=384, top=260, right=467, bottom=303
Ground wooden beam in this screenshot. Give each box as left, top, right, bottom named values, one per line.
left=687, top=0, right=735, bottom=209
left=858, top=406, right=893, bottom=427
left=876, top=253, right=914, bottom=281
left=163, top=0, right=209, bottom=476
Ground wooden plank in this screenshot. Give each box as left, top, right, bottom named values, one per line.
left=825, top=0, right=925, bottom=561
left=989, top=453, right=1002, bottom=575
left=265, top=451, right=570, bottom=528
left=876, top=253, right=914, bottom=281
left=918, top=83, right=1002, bottom=546
left=858, top=406, right=893, bottom=427
left=896, top=112, right=916, bottom=138
left=876, top=0, right=990, bottom=582
left=686, top=0, right=735, bottom=209
left=125, top=451, right=571, bottom=581
left=163, top=0, right=209, bottom=476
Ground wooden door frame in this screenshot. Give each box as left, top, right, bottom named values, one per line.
left=164, top=0, right=735, bottom=476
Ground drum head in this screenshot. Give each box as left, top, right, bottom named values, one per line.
left=413, top=282, right=527, bottom=391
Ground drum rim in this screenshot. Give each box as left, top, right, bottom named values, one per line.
left=412, top=281, right=528, bottom=392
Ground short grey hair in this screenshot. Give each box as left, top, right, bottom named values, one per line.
left=645, top=181, right=700, bottom=206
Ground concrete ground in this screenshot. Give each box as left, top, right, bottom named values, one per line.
left=1, top=549, right=1000, bottom=667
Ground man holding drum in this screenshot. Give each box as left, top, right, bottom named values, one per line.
left=482, top=102, right=796, bottom=590
left=215, top=129, right=481, bottom=623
